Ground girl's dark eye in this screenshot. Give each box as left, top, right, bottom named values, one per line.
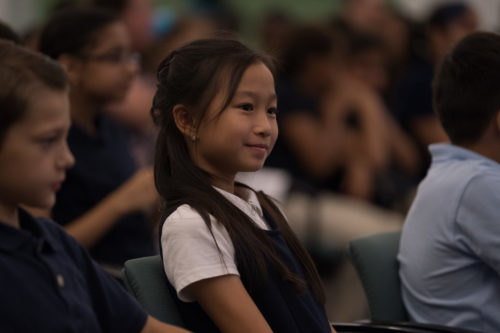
left=239, top=103, right=253, bottom=111
left=267, top=107, right=278, bottom=116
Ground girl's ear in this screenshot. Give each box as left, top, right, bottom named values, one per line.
left=57, top=54, right=82, bottom=84
left=173, top=104, right=196, bottom=138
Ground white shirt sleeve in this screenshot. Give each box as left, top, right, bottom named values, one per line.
left=161, top=204, right=239, bottom=302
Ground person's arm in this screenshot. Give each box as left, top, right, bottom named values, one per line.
left=64, top=167, right=158, bottom=248
left=345, top=82, right=390, bottom=171
left=185, top=275, right=273, bottom=333
left=141, top=315, right=191, bottom=333
left=162, top=208, right=271, bottom=332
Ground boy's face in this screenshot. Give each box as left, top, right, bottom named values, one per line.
left=0, top=87, right=74, bottom=210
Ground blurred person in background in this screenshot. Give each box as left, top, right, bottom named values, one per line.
left=89, top=0, right=158, bottom=167
left=92, top=0, right=223, bottom=168
left=259, top=11, right=297, bottom=61
left=392, top=2, right=478, bottom=176
left=89, top=0, right=154, bottom=54
left=37, top=8, right=158, bottom=277
left=268, top=24, right=417, bottom=208
left=336, top=26, right=421, bottom=205
left=338, top=0, right=390, bottom=36
left=266, top=25, right=350, bottom=197
left=265, top=24, right=406, bottom=321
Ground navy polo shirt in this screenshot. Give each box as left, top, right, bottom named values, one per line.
left=52, top=113, right=155, bottom=266
left=0, top=209, right=148, bottom=332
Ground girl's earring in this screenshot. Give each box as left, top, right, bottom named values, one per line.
left=191, top=135, right=197, bottom=142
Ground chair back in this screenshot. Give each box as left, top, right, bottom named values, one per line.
left=123, top=251, right=477, bottom=333
left=122, top=255, right=185, bottom=327
left=348, top=231, right=408, bottom=322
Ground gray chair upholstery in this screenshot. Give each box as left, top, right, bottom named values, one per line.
left=348, top=231, right=408, bottom=323
left=122, top=255, right=186, bottom=328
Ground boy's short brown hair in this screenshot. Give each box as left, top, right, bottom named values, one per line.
left=0, top=40, right=68, bottom=147
left=433, top=32, right=500, bottom=145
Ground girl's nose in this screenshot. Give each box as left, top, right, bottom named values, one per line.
left=254, top=111, right=272, bottom=136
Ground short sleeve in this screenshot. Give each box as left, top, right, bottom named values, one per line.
left=456, top=173, right=500, bottom=275
left=161, top=205, right=239, bottom=302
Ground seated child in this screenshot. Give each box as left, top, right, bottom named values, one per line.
left=152, top=38, right=336, bottom=332
left=0, top=40, right=186, bottom=333
left=38, top=8, right=158, bottom=271
left=398, top=32, right=500, bottom=333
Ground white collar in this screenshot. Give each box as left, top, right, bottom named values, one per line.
left=213, top=185, right=264, bottom=218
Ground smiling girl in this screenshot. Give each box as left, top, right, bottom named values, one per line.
left=152, top=38, right=335, bottom=333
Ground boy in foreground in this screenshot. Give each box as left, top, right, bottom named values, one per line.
left=0, top=40, right=187, bottom=333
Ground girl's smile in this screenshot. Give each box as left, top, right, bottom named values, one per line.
left=244, top=143, right=269, bottom=155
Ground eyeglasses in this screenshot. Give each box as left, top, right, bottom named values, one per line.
left=79, top=51, right=141, bottom=64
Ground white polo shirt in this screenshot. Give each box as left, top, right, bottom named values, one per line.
left=161, top=186, right=269, bottom=302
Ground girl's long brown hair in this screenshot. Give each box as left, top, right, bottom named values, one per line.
left=151, top=38, right=324, bottom=303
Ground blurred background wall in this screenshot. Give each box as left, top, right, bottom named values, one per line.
left=1, top=0, right=499, bottom=47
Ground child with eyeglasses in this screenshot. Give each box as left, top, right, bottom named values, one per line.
left=36, top=7, right=158, bottom=275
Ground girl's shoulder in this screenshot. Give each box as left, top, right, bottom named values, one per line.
left=166, top=203, right=200, bottom=219
left=163, top=204, right=208, bottom=229
left=161, top=203, right=230, bottom=238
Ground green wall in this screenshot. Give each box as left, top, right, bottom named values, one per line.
left=38, top=0, right=342, bottom=45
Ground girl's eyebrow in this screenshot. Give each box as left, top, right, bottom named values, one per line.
left=235, top=90, right=277, bottom=102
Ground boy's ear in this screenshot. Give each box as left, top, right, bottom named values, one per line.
left=172, top=104, right=196, bottom=138
left=57, top=54, right=82, bottom=83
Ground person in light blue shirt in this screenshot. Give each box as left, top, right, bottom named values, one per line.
left=398, top=32, right=500, bottom=333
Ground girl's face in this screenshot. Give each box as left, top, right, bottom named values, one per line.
left=73, top=22, right=138, bottom=103
left=192, top=62, right=278, bottom=183
left=0, top=87, right=74, bottom=211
